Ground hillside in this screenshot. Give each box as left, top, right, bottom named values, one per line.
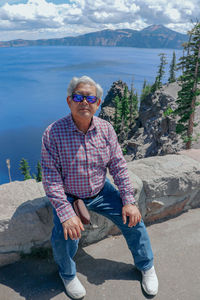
left=0, top=25, right=187, bottom=49
left=99, top=81, right=200, bottom=160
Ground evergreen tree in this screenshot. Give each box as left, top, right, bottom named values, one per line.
left=177, top=31, right=193, bottom=74
left=36, top=161, right=42, bottom=182
left=142, top=79, right=147, bottom=90
left=134, top=92, right=139, bottom=112
left=172, top=22, right=200, bottom=149
left=168, top=51, right=176, bottom=83
left=114, top=95, right=122, bottom=134
left=19, top=158, right=32, bottom=180
left=129, top=83, right=138, bottom=125
left=151, top=53, right=167, bottom=92
left=121, top=86, right=129, bottom=131
left=140, top=79, right=152, bottom=102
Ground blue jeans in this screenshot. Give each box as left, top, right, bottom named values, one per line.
left=51, top=178, right=154, bottom=280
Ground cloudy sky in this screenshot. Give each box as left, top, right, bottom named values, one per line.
left=0, top=0, right=199, bottom=41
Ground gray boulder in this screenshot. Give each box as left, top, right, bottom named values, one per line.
left=0, top=180, right=117, bottom=267
left=0, top=180, right=51, bottom=266
left=0, top=151, right=200, bottom=267
left=127, top=153, right=200, bottom=223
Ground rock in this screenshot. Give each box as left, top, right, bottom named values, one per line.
left=99, top=81, right=200, bottom=159
left=99, top=80, right=129, bottom=124
left=0, top=180, right=53, bottom=267
left=148, top=200, right=165, bottom=210
left=127, top=153, right=200, bottom=223
left=0, top=180, right=118, bottom=266
left=178, top=149, right=200, bottom=162
left=0, top=153, right=200, bottom=266
left=81, top=213, right=118, bottom=246
left=145, top=198, right=190, bottom=223
left=126, top=82, right=186, bottom=159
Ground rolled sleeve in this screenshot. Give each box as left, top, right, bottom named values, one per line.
left=41, top=127, right=76, bottom=223
left=107, top=124, right=136, bottom=205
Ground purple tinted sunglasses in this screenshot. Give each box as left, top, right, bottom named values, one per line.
left=72, top=94, right=98, bottom=104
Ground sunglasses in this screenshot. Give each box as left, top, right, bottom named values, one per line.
left=72, top=94, right=98, bottom=104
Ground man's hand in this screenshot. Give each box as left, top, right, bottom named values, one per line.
left=62, top=216, right=85, bottom=240
left=122, top=204, right=141, bottom=227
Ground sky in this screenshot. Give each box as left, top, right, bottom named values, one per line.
left=0, top=0, right=199, bottom=41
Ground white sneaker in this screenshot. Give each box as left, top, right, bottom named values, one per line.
left=60, top=274, right=86, bottom=299
left=141, top=266, right=158, bottom=296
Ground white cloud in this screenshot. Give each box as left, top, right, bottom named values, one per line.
left=165, top=6, right=181, bottom=22
left=0, top=0, right=199, bottom=41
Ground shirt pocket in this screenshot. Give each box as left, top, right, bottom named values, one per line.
left=89, top=140, right=110, bottom=167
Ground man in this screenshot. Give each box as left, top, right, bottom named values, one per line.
left=41, top=75, right=158, bottom=299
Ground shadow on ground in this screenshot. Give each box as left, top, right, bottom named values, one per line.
left=0, top=248, right=142, bottom=300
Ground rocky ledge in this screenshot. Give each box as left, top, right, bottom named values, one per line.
left=99, top=81, right=200, bottom=160
left=0, top=150, right=199, bottom=267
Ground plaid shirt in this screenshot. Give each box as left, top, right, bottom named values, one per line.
left=41, top=113, right=136, bottom=223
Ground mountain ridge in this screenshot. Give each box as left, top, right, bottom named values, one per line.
left=0, top=25, right=188, bottom=49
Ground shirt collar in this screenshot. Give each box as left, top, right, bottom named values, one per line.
left=68, top=113, right=97, bottom=133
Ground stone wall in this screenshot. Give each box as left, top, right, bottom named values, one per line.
left=0, top=151, right=199, bottom=267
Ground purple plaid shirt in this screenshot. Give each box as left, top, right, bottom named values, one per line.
left=41, top=113, right=136, bottom=223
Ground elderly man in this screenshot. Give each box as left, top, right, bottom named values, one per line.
left=41, top=76, right=158, bottom=299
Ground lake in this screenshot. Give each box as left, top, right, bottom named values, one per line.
left=0, top=46, right=182, bottom=184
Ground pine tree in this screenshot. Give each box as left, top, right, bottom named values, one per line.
left=140, top=79, right=152, bottom=102
left=172, top=22, right=200, bottom=149
left=129, top=82, right=134, bottom=125
left=121, top=86, right=129, bottom=130
left=19, top=158, right=32, bottom=180
left=143, top=79, right=147, bottom=90
left=114, top=95, right=122, bottom=134
left=36, top=161, right=42, bottom=182
left=134, top=92, right=139, bottom=112
left=151, top=53, right=167, bottom=92
left=176, top=31, right=193, bottom=74
left=129, top=82, right=138, bottom=125
left=168, top=51, right=176, bottom=83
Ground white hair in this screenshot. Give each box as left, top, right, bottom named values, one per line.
left=67, top=75, right=103, bottom=99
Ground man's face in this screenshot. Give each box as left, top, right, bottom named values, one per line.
left=67, top=82, right=101, bottom=122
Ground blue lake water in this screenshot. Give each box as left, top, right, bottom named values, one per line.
left=0, top=46, right=182, bottom=184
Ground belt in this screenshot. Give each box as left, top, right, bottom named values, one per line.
left=68, top=188, right=103, bottom=201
